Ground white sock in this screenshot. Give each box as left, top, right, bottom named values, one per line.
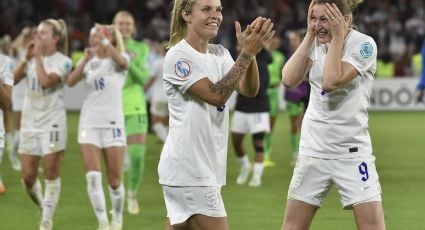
left=42, top=178, right=61, bottom=221
left=12, top=130, right=20, bottom=157
left=109, top=184, right=125, bottom=221
left=5, top=132, right=13, bottom=146
left=238, top=155, right=250, bottom=168
left=86, top=171, right=108, bottom=223
left=153, top=123, right=168, bottom=142
left=23, top=179, right=44, bottom=210
left=252, top=162, right=264, bottom=178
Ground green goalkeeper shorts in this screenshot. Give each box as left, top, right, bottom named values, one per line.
left=125, top=114, right=148, bottom=136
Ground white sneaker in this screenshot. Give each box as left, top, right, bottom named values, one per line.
left=39, top=219, right=53, bottom=230
left=97, top=221, right=110, bottom=230
left=127, top=196, right=140, bottom=214
left=110, top=218, right=122, bottom=230
left=248, top=175, right=261, bottom=187
left=236, top=164, right=251, bottom=185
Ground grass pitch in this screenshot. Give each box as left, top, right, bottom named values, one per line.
left=0, top=111, right=424, bottom=229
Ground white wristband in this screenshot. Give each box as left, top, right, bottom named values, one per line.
left=101, top=38, right=110, bottom=46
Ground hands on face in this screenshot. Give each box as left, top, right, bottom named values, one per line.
left=306, top=0, right=316, bottom=38
left=33, top=39, right=42, bottom=57
left=324, top=2, right=348, bottom=39
left=95, top=25, right=112, bottom=43
left=25, top=41, right=35, bottom=61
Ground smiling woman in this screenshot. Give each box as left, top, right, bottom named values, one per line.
left=158, top=0, right=275, bottom=230
left=280, top=0, right=386, bottom=229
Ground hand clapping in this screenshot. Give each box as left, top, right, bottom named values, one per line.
left=235, top=17, right=275, bottom=56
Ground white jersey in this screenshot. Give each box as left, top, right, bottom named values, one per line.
left=79, top=53, right=129, bottom=129
left=0, top=55, right=14, bottom=148
left=21, top=52, right=72, bottom=132
left=300, top=29, right=377, bottom=159
left=158, top=40, right=234, bottom=187
left=150, top=56, right=167, bottom=103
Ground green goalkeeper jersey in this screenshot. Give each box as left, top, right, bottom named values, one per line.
left=267, top=50, right=285, bottom=87
left=122, top=38, right=150, bottom=115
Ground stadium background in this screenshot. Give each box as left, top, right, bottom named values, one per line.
left=0, top=0, right=424, bottom=229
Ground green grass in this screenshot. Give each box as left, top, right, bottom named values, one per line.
left=0, top=111, right=424, bottom=229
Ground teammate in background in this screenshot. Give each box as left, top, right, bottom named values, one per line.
left=144, top=41, right=169, bottom=142
left=13, top=19, right=72, bottom=230
left=7, top=27, right=37, bottom=171
left=280, top=1, right=386, bottom=229
left=416, top=39, right=425, bottom=102
left=284, top=30, right=310, bottom=166
left=158, top=0, right=275, bottom=229
left=113, top=10, right=150, bottom=215
left=67, top=24, right=128, bottom=230
left=263, top=35, right=285, bottom=167
left=0, top=54, right=14, bottom=194
left=232, top=48, right=272, bottom=187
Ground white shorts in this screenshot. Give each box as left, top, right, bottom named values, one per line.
left=78, top=128, right=126, bottom=148
left=12, top=80, right=26, bottom=112
left=288, top=155, right=382, bottom=209
left=162, top=186, right=227, bottom=225
left=231, top=111, right=270, bottom=134
left=150, top=100, right=169, bottom=116
left=19, top=130, right=67, bottom=156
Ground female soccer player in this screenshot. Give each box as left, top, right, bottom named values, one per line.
left=67, top=24, right=128, bottom=230
left=280, top=1, right=386, bottom=229
left=112, top=11, right=150, bottom=215
left=13, top=19, right=72, bottom=230
left=158, top=0, right=275, bottom=229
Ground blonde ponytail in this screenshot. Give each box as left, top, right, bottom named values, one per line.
left=112, top=26, right=125, bottom=52
left=168, top=0, right=196, bottom=48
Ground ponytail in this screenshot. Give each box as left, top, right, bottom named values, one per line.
left=168, top=0, right=196, bottom=48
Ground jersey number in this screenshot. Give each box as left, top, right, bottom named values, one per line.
left=94, top=77, right=105, bottom=91
left=50, top=131, right=59, bottom=142
left=112, top=128, right=122, bottom=138
left=358, top=161, right=369, bottom=182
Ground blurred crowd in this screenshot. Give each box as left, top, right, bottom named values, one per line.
left=0, top=0, right=424, bottom=77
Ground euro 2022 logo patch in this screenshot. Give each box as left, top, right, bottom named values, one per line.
left=174, top=59, right=191, bottom=79
left=360, top=42, right=373, bottom=59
